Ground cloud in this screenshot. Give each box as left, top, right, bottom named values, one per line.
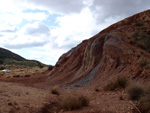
left=90, top=0, right=150, bottom=23
left=4, top=41, right=48, bottom=49
left=24, top=0, right=87, bottom=14
left=0, top=27, right=17, bottom=33
left=3, top=22, right=50, bottom=49
left=0, top=0, right=150, bottom=65
left=22, top=22, right=50, bottom=36
left=50, top=8, right=99, bottom=50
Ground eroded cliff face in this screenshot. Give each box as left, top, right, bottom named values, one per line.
left=47, top=10, right=150, bottom=88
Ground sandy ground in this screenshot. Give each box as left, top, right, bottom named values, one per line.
left=0, top=80, right=136, bottom=113
left=0, top=82, right=49, bottom=113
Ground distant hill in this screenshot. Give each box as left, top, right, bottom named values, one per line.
left=0, top=47, right=25, bottom=61
left=0, top=47, right=46, bottom=67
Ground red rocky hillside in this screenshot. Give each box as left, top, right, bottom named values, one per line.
left=46, top=10, right=150, bottom=88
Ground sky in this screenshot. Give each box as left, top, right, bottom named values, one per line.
left=0, top=0, right=150, bottom=65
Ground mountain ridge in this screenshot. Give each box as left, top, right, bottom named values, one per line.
left=46, top=9, right=150, bottom=88
left=0, top=47, right=46, bottom=67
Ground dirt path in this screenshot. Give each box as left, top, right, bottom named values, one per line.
left=0, top=82, right=49, bottom=113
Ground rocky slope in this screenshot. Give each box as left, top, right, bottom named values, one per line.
left=46, top=10, right=150, bottom=88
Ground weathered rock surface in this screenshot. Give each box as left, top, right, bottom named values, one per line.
left=47, top=10, right=150, bottom=88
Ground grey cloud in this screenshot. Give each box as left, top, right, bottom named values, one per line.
left=0, top=27, right=17, bottom=33
left=26, top=0, right=86, bottom=14
left=91, top=0, right=150, bottom=22
left=50, top=36, right=80, bottom=50
left=25, top=22, right=50, bottom=36
left=4, top=41, right=48, bottom=49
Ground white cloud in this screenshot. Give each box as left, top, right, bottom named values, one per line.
left=50, top=8, right=99, bottom=49
left=3, top=22, right=50, bottom=49
left=23, top=12, right=48, bottom=21
left=0, top=0, right=150, bottom=65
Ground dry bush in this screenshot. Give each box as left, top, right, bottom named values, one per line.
left=138, top=57, right=147, bottom=67
left=13, top=74, right=20, bottom=78
left=38, top=101, right=60, bottom=113
left=127, top=83, right=144, bottom=100
left=24, top=74, right=31, bottom=77
left=51, top=87, right=60, bottom=95
left=104, top=76, right=128, bottom=91
left=61, top=95, right=89, bottom=111
left=139, top=94, right=150, bottom=113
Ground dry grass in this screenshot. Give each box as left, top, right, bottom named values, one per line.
left=127, top=83, right=144, bottom=100
left=104, top=76, right=128, bottom=91
left=139, top=94, right=150, bottom=113
left=51, top=87, right=60, bottom=95
left=60, top=94, right=89, bottom=111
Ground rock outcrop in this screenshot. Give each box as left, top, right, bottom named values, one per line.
left=47, top=10, right=150, bottom=88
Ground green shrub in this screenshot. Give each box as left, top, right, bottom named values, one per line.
left=127, top=84, right=144, bottom=100
left=61, top=95, right=89, bottom=111
left=0, top=66, right=5, bottom=70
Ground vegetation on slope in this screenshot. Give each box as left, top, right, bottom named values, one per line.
left=0, top=47, right=47, bottom=67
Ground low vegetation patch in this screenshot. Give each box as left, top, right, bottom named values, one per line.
left=104, top=76, right=128, bottom=91
left=0, top=66, right=5, bottom=70
left=127, top=83, right=144, bottom=100
left=132, top=27, right=150, bottom=52
left=95, top=87, right=99, bottom=92
left=138, top=57, right=150, bottom=69
left=13, top=74, right=20, bottom=78
left=51, top=87, right=60, bottom=95
left=139, top=94, right=150, bottom=113
left=61, top=95, right=89, bottom=111
left=127, top=83, right=150, bottom=113
left=24, top=74, right=31, bottom=77
left=48, top=65, right=53, bottom=71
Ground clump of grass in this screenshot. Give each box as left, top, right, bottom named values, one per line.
left=127, top=83, right=150, bottom=112
left=48, top=65, right=53, bottom=71
left=13, top=74, right=20, bottom=78
left=95, top=87, right=99, bottom=92
left=127, top=83, right=144, bottom=100
left=61, top=95, right=89, bottom=111
left=132, top=27, right=150, bottom=52
left=24, top=74, right=31, bottom=77
left=138, top=57, right=150, bottom=69
left=138, top=57, right=147, bottom=67
left=119, top=94, right=124, bottom=100
left=139, top=94, right=150, bottom=113
left=39, top=101, right=60, bottom=113
left=117, top=76, right=128, bottom=88
left=0, top=66, right=5, bottom=70
left=103, top=76, right=128, bottom=91
left=103, top=81, right=118, bottom=91
left=51, top=87, right=60, bottom=95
